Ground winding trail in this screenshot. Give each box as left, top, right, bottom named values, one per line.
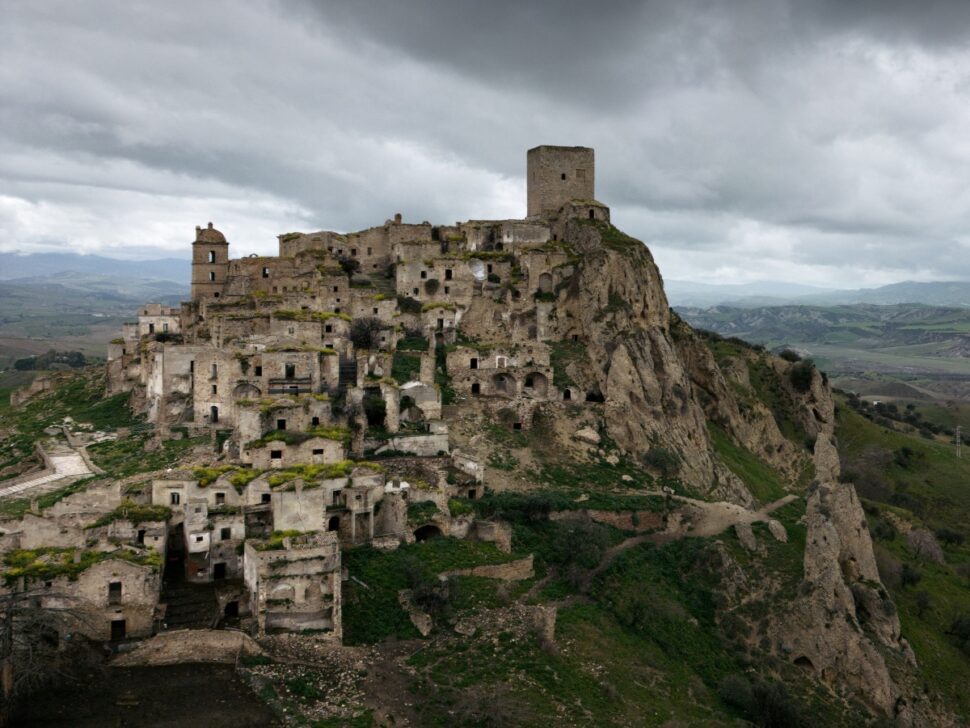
left=532, top=493, right=800, bottom=601
left=0, top=438, right=94, bottom=499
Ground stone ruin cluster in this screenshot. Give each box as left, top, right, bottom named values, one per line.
left=3, top=146, right=612, bottom=644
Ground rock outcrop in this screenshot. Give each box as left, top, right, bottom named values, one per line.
left=771, top=368, right=916, bottom=720
left=548, top=223, right=921, bottom=720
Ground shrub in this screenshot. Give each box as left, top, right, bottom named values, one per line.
left=718, top=675, right=803, bottom=727
left=719, top=674, right=754, bottom=712
left=893, top=446, right=919, bottom=469
left=935, top=527, right=965, bottom=547
left=642, top=446, right=681, bottom=477
left=789, top=360, right=815, bottom=392
left=336, top=255, right=360, bottom=276
left=349, top=317, right=384, bottom=350
left=396, top=295, right=422, bottom=314
left=906, top=529, right=945, bottom=564
left=900, top=563, right=922, bottom=588
left=749, top=680, right=803, bottom=728
left=915, top=590, right=932, bottom=618
left=779, top=349, right=801, bottom=362
left=949, top=614, right=970, bottom=656
left=549, top=520, right=611, bottom=586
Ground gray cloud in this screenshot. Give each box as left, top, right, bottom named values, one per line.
left=2, top=0, right=970, bottom=287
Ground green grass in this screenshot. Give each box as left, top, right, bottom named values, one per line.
left=340, top=539, right=519, bottom=645
left=87, top=434, right=208, bottom=478
left=86, top=500, right=171, bottom=528
left=0, top=476, right=98, bottom=519
left=403, top=530, right=856, bottom=726
left=708, top=424, right=788, bottom=505
left=407, top=499, right=439, bottom=525
left=547, top=339, right=586, bottom=388
left=0, top=369, right=143, bottom=479
left=836, top=397, right=970, bottom=719
left=391, top=351, right=421, bottom=385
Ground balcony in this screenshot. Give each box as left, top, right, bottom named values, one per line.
left=268, top=377, right=312, bottom=395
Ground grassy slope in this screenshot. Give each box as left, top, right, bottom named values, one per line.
left=709, top=423, right=787, bottom=505
left=836, top=401, right=970, bottom=718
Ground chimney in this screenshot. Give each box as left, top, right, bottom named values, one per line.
left=394, top=213, right=402, bottom=224
left=207, top=222, right=213, bottom=229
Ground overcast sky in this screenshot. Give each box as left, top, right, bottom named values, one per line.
left=3, top=0, right=970, bottom=287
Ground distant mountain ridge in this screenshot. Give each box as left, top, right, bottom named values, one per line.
left=666, top=279, right=970, bottom=308
left=0, top=251, right=189, bottom=283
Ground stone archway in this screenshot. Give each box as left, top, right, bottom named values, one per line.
left=523, top=371, right=548, bottom=397
left=233, top=382, right=262, bottom=399
left=414, top=524, right=443, bottom=541
left=491, top=373, right=516, bottom=397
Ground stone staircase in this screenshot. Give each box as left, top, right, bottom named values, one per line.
left=159, top=581, right=219, bottom=630
left=338, top=359, right=358, bottom=389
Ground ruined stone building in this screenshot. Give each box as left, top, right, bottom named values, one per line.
left=7, top=145, right=610, bottom=643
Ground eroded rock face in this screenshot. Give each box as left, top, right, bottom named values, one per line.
left=549, top=221, right=752, bottom=503
left=554, top=224, right=918, bottom=718
left=771, top=368, right=914, bottom=718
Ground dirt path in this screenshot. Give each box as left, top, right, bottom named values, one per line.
left=564, top=493, right=801, bottom=596
left=0, top=438, right=94, bottom=500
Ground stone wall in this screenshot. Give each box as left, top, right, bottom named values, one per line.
left=527, top=146, right=595, bottom=217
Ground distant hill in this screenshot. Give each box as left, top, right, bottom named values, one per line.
left=664, top=280, right=838, bottom=307
left=676, top=302, right=970, bottom=387
left=665, top=279, right=970, bottom=308
left=0, top=273, right=187, bottom=366
left=8, top=272, right=187, bottom=302
left=0, top=252, right=189, bottom=283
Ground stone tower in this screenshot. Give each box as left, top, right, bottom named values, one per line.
left=527, top=145, right=595, bottom=218
left=191, top=222, right=229, bottom=301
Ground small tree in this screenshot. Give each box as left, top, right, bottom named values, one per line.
left=935, top=527, right=965, bottom=547
left=349, top=317, right=383, bottom=350
left=915, top=591, right=932, bottom=618
left=907, top=529, right=945, bottom=564
left=900, top=563, right=922, bottom=589
left=336, top=255, right=360, bottom=276
left=643, top=446, right=681, bottom=477
left=948, top=614, right=970, bottom=656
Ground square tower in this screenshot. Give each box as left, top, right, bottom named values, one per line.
left=527, top=146, right=595, bottom=218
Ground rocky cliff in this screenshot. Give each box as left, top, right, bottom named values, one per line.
left=544, top=219, right=931, bottom=722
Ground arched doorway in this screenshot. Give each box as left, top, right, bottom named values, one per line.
left=523, top=372, right=548, bottom=397
left=414, top=524, right=443, bottom=541
left=492, top=373, right=516, bottom=397
left=233, top=382, right=261, bottom=400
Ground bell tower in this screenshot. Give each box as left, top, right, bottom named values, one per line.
left=191, top=222, right=229, bottom=301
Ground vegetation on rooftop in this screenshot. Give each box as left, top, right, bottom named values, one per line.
left=266, top=460, right=382, bottom=488
left=247, top=425, right=351, bottom=450
left=86, top=499, right=171, bottom=528
left=3, top=546, right=162, bottom=585
left=273, top=309, right=351, bottom=323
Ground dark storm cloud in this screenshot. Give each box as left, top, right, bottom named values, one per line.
left=2, top=0, right=970, bottom=287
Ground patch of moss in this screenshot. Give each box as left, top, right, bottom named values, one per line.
left=87, top=499, right=171, bottom=528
